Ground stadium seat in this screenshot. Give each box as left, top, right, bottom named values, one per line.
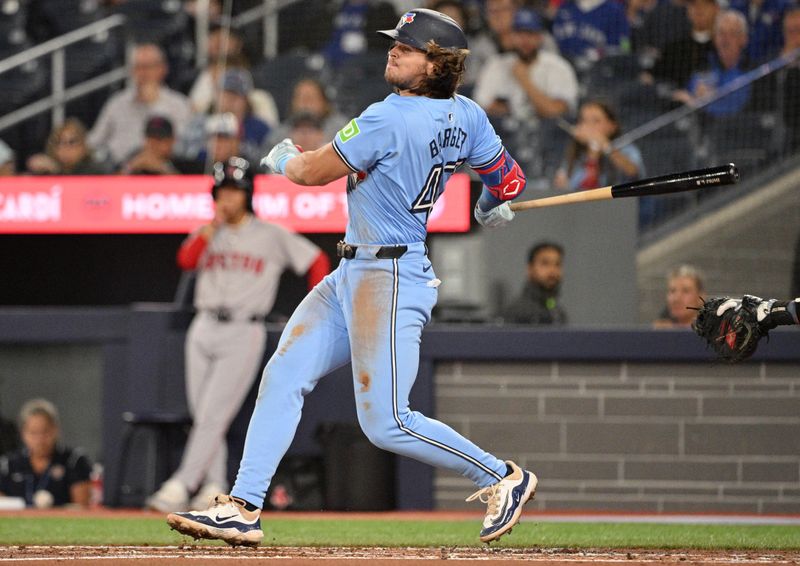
left=580, top=53, right=643, bottom=100
left=328, top=51, right=391, bottom=117
left=615, top=82, right=671, bottom=131
left=0, top=61, right=49, bottom=115
left=0, top=1, right=31, bottom=59
left=112, top=0, right=188, bottom=44
left=27, top=0, right=109, bottom=40
left=113, top=411, right=192, bottom=508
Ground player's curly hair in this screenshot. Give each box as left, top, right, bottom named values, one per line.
left=409, top=42, right=469, bottom=99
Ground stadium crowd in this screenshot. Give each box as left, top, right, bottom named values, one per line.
left=0, top=0, right=798, bottom=229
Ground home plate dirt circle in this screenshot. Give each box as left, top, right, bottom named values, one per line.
left=1, top=546, right=798, bottom=565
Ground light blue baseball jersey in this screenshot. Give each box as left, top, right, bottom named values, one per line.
left=332, top=93, right=504, bottom=245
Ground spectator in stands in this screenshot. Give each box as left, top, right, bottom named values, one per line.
left=729, top=0, right=791, bottom=62
left=0, top=139, right=15, bottom=176
left=653, top=264, right=705, bottom=328
left=178, top=69, right=271, bottom=168
left=502, top=241, right=568, bottom=325
left=647, top=0, right=719, bottom=89
left=781, top=7, right=800, bottom=153
left=88, top=43, right=193, bottom=166
left=637, top=0, right=691, bottom=59
left=26, top=118, right=108, bottom=175
left=188, top=26, right=246, bottom=113
left=287, top=112, right=327, bottom=153
left=674, top=10, right=751, bottom=118
left=206, top=112, right=243, bottom=166
left=188, top=29, right=279, bottom=129
left=468, top=0, right=520, bottom=82
left=428, top=0, right=483, bottom=90
left=271, top=78, right=347, bottom=144
left=554, top=100, right=644, bottom=191
left=0, top=399, right=92, bottom=508
left=119, top=116, right=184, bottom=175
left=474, top=8, right=578, bottom=123
left=322, top=0, right=397, bottom=67
left=627, top=0, right=659, bottom=53
left=552, top=0, right=631, bottom=67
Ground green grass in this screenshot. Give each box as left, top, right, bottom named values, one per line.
left=0, top=516, right=798, bottom=549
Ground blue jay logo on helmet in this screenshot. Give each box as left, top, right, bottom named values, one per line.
left=399, top=12, right=416, bottom=26
left=378, top=8, right=468, bottom=51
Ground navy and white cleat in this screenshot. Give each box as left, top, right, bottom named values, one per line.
left=466, top=460, right=537, bottom=543
left=166, top=494, right=263, bottom=547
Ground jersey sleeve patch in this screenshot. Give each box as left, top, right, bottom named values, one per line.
left=337, top=118, right=361, bottom=143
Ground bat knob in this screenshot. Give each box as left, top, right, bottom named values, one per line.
left=727, top=163, right=740, bottom=183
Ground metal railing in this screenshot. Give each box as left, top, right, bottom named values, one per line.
left=0, top=14, right=128, bottom=133
left=0, top=0, right=306, bottom=134
left=194, top=0, right=301, bottom=68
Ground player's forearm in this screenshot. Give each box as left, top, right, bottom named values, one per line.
left=285, top=150, right=340, bottom=186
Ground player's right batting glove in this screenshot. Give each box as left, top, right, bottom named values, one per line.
left=474, top=202, right=515, bottom=228
left=261, top=138, right=302, bottom=175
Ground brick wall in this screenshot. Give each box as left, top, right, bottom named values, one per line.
left=434, top=361, right=800, bottom=513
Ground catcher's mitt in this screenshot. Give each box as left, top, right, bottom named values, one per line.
left=691, top=295, right=776, bottom=362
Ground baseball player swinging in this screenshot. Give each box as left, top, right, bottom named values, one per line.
left=146, top=157, right=329, bottom=512
left=166, top=9, right=536, bottom=545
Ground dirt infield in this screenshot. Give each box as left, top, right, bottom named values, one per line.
left=1, top=545, right=799, bottom=565
left=2, top=510, right=799, bottom=565
left=3, top=545, right=800, bottom=565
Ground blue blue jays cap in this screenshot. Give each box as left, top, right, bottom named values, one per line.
left=377, top=8, right=468, bottom=50
left=513, top=7, right=545, bottom=33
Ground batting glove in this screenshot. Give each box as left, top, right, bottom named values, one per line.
left=474, top=202, right=515, bottom=228
left=261, top=138, right=302, bottom=175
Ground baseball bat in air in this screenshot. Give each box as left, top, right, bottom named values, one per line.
left=508, top=163, right=739, bottom=212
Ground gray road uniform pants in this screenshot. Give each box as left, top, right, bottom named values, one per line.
left=171, top=312, right=266, bottom=492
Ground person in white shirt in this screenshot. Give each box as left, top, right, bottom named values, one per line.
left=88, top=43, right=194, bottom=166
left=474, top=7, right=579, bottom=123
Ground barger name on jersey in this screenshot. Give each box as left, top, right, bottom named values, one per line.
left=429, top=126, right=468, bottom=158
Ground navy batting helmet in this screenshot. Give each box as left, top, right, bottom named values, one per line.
left=377, top=8, right=468, bottom=51
left=212, top=156, right=254, bottom=212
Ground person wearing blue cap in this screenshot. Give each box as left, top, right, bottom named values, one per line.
left=474, top=6, right=578, bottom=123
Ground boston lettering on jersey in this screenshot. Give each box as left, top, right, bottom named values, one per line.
left=429, top=126, right=468, bottom=158
left=202, top=252, right=265, bottom=274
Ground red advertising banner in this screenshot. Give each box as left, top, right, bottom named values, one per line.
left=0, top=174, right=471, bottom=234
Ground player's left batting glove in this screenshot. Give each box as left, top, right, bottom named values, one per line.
left=261, top=138, right=302, bottom=175
left=474, top=202, right=515, bottom=228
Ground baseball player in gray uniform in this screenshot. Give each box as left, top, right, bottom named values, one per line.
left=146, top=156, right=329, bottom=512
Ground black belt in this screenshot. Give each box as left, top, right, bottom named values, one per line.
left=336, top=240, right=408, bottom=260
left=205, top=308, right=266, bottom=323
